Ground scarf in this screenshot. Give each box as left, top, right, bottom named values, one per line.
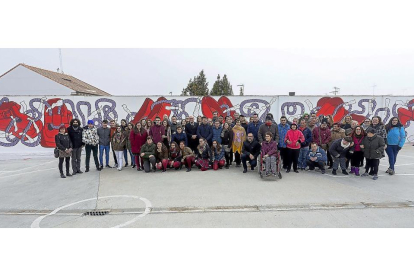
left=198, top=143, right=207, bottom=155
left=114, top=132, right=123, bottom=144
left=341, top=140, right=350, bottom=149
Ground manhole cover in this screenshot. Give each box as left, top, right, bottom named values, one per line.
left=83, top=211, right=110, bottom=216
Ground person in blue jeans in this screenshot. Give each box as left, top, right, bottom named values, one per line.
left=385, top=117, right=406, bottom=175
left=298, top=118, right=312, bottom=170
left=97, top=120, right=112, bottom=169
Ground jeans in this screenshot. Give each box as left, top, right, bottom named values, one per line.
left=115, top=150, right=124, bottom=169
left=241, top=153, right=257, bottom=170
left=128, top=149, right=135, bottom=165
left=99, top=145, right=110, bottom=166
left=386, top=145, right=399, bottom=170
left=71, top=147, right=82, bottom=173
left=298, top=147, right=308, bottom=169
left=332, top=156, right=347, bottom=170
left=123, top=149, right=128, bottom=164
left=85, top=144, right=99, bottom=168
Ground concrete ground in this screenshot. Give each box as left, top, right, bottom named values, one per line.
left=1, top=145, right=414, bottom=228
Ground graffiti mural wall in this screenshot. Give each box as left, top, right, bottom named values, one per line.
left=1, top=95, right=413, bottom=154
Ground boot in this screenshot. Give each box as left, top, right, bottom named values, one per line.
left=125, top=162, right=129, bottom=167
left=342, top=169, right=349, bottom=175
left=85, top=167, right=90, bottom=172
left=60, top=172, right=66, bottom=178
left=66, top=171, right=72, bottom=177
left=332, top=169, right=337, bottom=175
left=350, top=167, right=355, bottom=174
left=355, top=167, right=360, bottom=176
left=96, top=166, right=101, bottom=171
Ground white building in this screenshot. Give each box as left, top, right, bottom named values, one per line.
left=0, top=63, right=111, bottom=96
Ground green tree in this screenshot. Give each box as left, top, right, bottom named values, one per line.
left=210, top=74, right=222, bottom=96
left=239, top=86, right=244, bottom=96
left=181, top=70, right=209, bottom=96
left=221, top=74, right=233, bottom=96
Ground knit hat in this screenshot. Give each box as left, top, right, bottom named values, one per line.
left=366, top=127, right=376, bottom=134
left=87, top=119, right=94, bottom=125
left=343, top=136, right=352, bottom=142
left=265, top=114, right=273, bottom=121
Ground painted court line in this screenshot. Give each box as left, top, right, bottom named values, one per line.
left=30, top=195, right=152, bottom=228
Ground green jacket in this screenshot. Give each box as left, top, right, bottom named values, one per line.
left=361, top=134, right=385, bottom=159
left=140, top=143, right=156, bottom=159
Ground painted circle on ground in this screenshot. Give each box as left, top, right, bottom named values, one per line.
left=30, top=195, right=152, bottom=228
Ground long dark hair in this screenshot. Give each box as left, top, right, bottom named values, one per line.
left=385, top=117, right=403, bottom=132
left=351, top=126, right=365, bottom=138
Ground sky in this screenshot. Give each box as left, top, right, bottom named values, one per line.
left=0, top=48, right=413, bottom=96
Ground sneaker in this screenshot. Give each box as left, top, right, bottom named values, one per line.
left=286, top=169, right=290, bottom=173
left=60, top=173, right=66, bottom=178
left=114, top=163, right=118, bottom=167
left=77, top=170, right=83, bottom=174
left=385, top=168, right=390, bottom=174
left=321, top=170, right=326, bottom=174
left=186, top=168, right=191, bottom=172
left=389, top=169, right=395, bottom=175
left=373, top=175, right=378, bottom=180
left=66, top=172, right=72, bottom=177
left=361, top=172, right=369, bottom=177
left=342, top=170, right=349, bottom=175
left=332, top=170, right=337, bottom=175
left=85, top=168, right=89, bottom=173
left=106, top=165, right=112, bottom=168
left=243, top=169, right=247, bottom=173
left=294, top=170, right=299, bottom=173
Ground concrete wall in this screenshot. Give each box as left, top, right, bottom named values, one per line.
left=0, top=65, right=73, bottom=96
left=0, top=95, right=413, bottom=156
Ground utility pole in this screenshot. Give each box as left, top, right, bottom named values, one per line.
left=330, top=87, right=340, bottom=96
left=237, top=84, right=244, bottom=95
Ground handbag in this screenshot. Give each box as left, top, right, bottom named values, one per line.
left=54, top=148, right=59, bottom=158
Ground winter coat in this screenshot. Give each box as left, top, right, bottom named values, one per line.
left=196, top=144, right=211, bottom=159
left=305, top=147, right=327, bottom=163
left=185, top=122, right=198, bottom=140
left=130, top=128, right=148, bottom=154
left=242, top=140, right=261, bottom=159
left=329, top=138, right=353, bottom=158
left=258, top=123, right=279, bottom=144
left=277, top=124, right=290, bottom=147
left=171, top=132, right=188, bottom=146
left=246, top=121, right=263, bottom=141
left=111, top=132, right=127, bottom=151
left=67, top=126, right=84, bottom=148
left=220, top=128, right=233, bottom=147
left=124, top=129, right=132, bottom=150
left=55, top=133, right=73, bottom=151
left=180, top=146, right=194, bottom=159
left=329, top=128, right=346, bottom=147
left=371, top=123, right=387, bottom=144
left=312, top=126, right=331, bottom=147
left=361, top=134, right=385, bottom=159
left=197, top=123, right=213, bottom=144
left=212, top=126, right=223, bottom=144
left=285, top=129, right=305, bottom=150
left=261, top=140, right=278, bottom=157
left=170, top=123, right=179, bottom=135
left=169, top=145, right=182, bottom=161
left=82, top=126, right=99, bottom=146
left=149, top=124, right=166, bottom=144
left=211, top=146, right=225, bottom=161
left=155, top=145, right=169, bottom=161
left=386, top=126, right=406, bottom=147
left=299, top=126, right=312, bottom=148
left=140, top=142, right=156, bottom=159
left=97, top=127, right=111, bottom=146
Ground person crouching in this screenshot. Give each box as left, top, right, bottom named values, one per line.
left=329, top=136, right=354, bottom=175
left=179, top=141, right=195, bottom=172
left=211, top=140, right=226, bottom=170
left=195, top=138, right=211, bottom=171
left=168, top=141, right=182, bottom=170
left=155, top=141, right=169, bottom=172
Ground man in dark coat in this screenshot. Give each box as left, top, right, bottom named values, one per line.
left=241, top=133, right=261, bottom=173
left=329, top=136, right=353, bottom=175
left=185, top=116, right=199, bottom=152
left=197, top=116, right=213, bottom=146
left=67, top=118, right=84, bottom=175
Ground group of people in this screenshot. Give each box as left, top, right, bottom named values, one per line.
left=55, top=110, right=406, bottom=181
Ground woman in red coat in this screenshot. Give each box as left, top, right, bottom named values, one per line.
left=130, top=121, right=148, bottom=171
left=285, top=123, right=305, bottom=173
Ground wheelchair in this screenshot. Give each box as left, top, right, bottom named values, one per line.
left=258, top=150, right=282, bottom=179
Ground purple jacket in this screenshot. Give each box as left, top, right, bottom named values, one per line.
left=261, top=140, right=278, bottom=157
left=149, top=124, right=165, bottom=144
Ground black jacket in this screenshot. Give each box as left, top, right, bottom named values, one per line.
left=361, top=134, right=385, bottom=159
left=329, top=138, right=353, bottom=158
left=67, top=126, right=84, bottom=148
left=55, top=133, right=73, bottom=151
left=242, top=140, right=261, bottom=159
left=196, top=145, right=211, bottom=159
left=185, top=122, right=198, bottom=139
left=221, top=129, right=233, bottom=147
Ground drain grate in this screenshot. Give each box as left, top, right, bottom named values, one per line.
left=83, top=211, right=109, bottom=216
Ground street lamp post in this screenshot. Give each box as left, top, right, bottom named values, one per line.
left=237, top=84, right=244, bottom=95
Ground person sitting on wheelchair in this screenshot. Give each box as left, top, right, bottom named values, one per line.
left=261, top=132, right=278, bottom=177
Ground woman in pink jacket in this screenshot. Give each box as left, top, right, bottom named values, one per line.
left=285, top=123, right=305, bottom=173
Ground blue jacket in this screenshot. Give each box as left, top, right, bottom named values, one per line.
left=387, top=127, right=406, bottom=147
left=299, top=127, right=312, bottom=148
left=212, top=147, right=225, bottom=161
left=306, top=147, right=327, bottom=163
left=197, top=123, right=213, bottom=143
left=171, top=132, right=188, bottom=146
left=246, top=121, right=263, bottom=141
left=278, top=124, right=290, bottom=148
left=212, top=126, right=223, bottom=144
